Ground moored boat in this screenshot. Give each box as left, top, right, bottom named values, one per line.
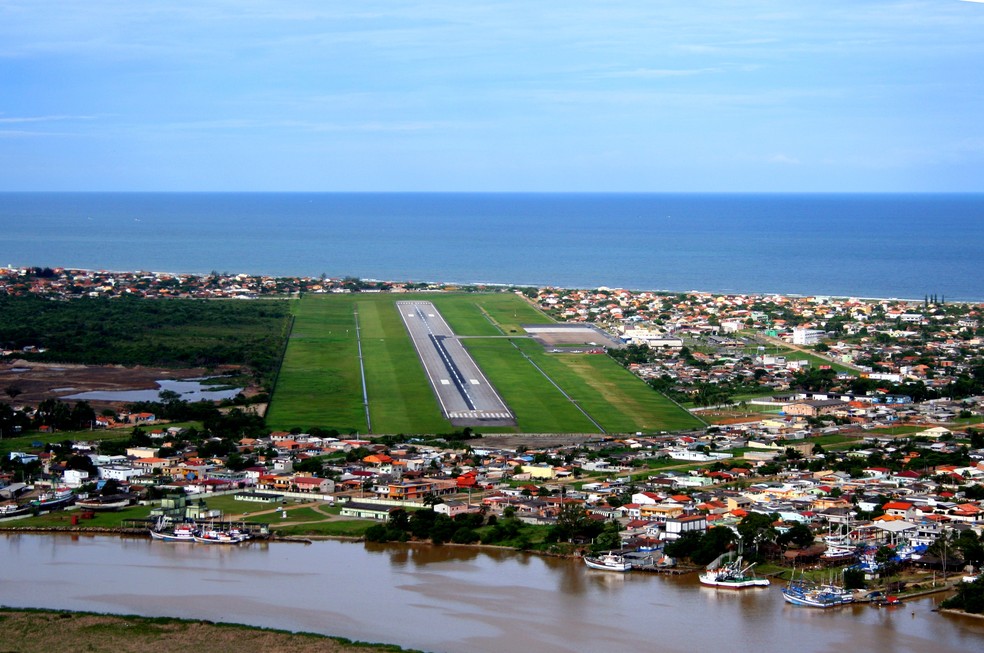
left=583, top=552, right=633, bottom=572
left=781, top=578, right=853, bottom=608
left=194, top=526, right=251, bottom=545
left=29, top=487, right=75, bottom=510
left=149, top=517, right=198, bottom=542
left=699, top=556, right=770, bottom=589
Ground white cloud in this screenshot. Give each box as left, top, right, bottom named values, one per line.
left=767, top=153, right=800, bottom=166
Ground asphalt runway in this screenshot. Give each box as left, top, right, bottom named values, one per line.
left=397, top=301, right=515, bottom=426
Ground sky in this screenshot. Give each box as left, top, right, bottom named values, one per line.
left=1, top=1, right=983, bottom=192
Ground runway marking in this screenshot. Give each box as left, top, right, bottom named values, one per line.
left=397, top=300, right=514, bottom=423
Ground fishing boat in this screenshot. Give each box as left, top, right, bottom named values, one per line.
left=781, top=577, right=853, bottom=608
left=699, top=555, right=770, bottom=589
left=194, top=525, right=251, bottom=545
left=149, top=517, right=198, bottom=542
left=29, top=487, right=75, bottom=510
left=583, top=551, right=633, bottom=572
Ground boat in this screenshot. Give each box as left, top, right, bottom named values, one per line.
left=699, top=555, right=771, bottom=589
left=29, top=487, right=75, bottom=510
left=781, top=577, right=853, bottom=608
left=583, top=551, right=633, bottom=572
left=821, top=544, right=856, bottom=561
left=0, top=503, right=31, bottom=518
left=76, top=494, right=132, bottom=511
left=149, top=518, right=198, bottom=542
left=871, top=594, right=902, bottom=607
left=193, top=526, right=251, bottom=545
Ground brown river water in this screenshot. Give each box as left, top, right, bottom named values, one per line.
left=1, top=534, right=982, bottom=653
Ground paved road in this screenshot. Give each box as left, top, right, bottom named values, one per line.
left=397, top=301, right=515, bottom=426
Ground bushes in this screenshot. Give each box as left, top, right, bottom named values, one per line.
left=365, top=508, right=533, bottom=548
left=0, top=296, right=290, bottom=385
left=941, top=576, right=984, bottom=614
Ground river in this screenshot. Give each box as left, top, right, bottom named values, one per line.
left=1, top=534, right=981, bottom=653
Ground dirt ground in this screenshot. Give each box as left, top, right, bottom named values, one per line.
left=0, top=359, right=244, bottom=409
left=0, top=610, right=415, bottom=653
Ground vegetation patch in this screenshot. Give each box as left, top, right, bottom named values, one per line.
left=0, top=296, right=290, bottom=387
left=0, top=608, right=422, bottom=653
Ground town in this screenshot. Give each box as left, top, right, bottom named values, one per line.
left=1, top=265, right=983, bottom=614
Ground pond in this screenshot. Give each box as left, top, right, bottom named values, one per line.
left=63, top=378, right=243, bottom=403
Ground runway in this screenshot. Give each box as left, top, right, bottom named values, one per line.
left=397, top=301, right=515, bottom=427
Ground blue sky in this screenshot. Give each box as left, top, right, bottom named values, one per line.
left=1, top=1, right=983, bottom=191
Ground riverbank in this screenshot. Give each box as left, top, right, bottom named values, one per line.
left=0, top=608, right=423, bottom=653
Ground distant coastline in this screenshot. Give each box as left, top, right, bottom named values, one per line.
left=2, top=193, right=982, bottom=301
left=2, top=264, right=971, bottom=307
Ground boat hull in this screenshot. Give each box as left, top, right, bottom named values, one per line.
left=699, top=573, right=770, bottom=589
left=150, top=529, right=196, bottom=542
left=583, top=555, right=632, bottom=572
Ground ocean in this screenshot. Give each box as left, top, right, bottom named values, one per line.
left=1, top=192, right=982, bottom=301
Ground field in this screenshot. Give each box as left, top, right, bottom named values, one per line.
left=0, top=609, right=416, bottom=653
left=267, top=292, right=702, bottom=434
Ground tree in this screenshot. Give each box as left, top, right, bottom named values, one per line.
left=591, top=521, right=622, bottom=552
left=548, top=503, right=603, bottom=543
left=778, top=523, right=815, bottom=549
left=422, top=493, right=444, bottom=508
left=738, top=512, right=778, bottom=559
left=65, top=454, right=97, bottom=477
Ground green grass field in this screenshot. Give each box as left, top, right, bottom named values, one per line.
left=267, top=292, right=700, bottom=435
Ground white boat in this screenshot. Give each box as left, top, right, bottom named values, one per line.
left=583, top=552, right=633, bottom=572
left=149, top=517, right=198, bottom=542
left=0, top=503, right=30, bottom=517
left=194, top=526, right=251, bottom=545
left=76, top=494, right=132, bottom=511
left=699, top=556, right=771, bottom=589
left=821, top=544, right=856, bottom=560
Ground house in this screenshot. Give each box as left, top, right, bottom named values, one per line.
left=664, top=514, right=708, bottom=540
left=63, top=468, right=89, bottom=488
left=292, top=476, right=335, bottom=494
left=434, top=500, right=472, bottom=518
left=339, top=501, right=398, bottom=521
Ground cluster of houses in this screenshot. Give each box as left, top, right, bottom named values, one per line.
left=5, top=419, right=983, bottom=564
left=533, top=287, right=983, bottom=404
left=0, top=266, right=450, bottom=302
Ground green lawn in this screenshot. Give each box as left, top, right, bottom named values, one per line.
left=357, top=298, right=451, bottom=434
left=273, top=519, right=375, bottom=537
left=0, top=503, right=155, bottom=530
left=463, top=338, right=600, bottom=433
left=0, top=422, right=202, bottom=456
left=268, top=292, right=703, bottom=435
left=517, top=340, right=704, bottom=433
left=264, top=296, right=367, bottom=432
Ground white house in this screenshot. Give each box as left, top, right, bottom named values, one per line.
left=63, top=468, right=90, bottom=488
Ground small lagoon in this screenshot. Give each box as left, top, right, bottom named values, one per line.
left=63, top=378, right=243, bottom=403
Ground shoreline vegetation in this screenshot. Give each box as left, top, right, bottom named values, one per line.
left=0, top=608, right=424, bottom=653
left=5, top=263, right=981, bottom=306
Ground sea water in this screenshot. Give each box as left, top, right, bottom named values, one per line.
left=1, top=192, right=982, bottom=301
